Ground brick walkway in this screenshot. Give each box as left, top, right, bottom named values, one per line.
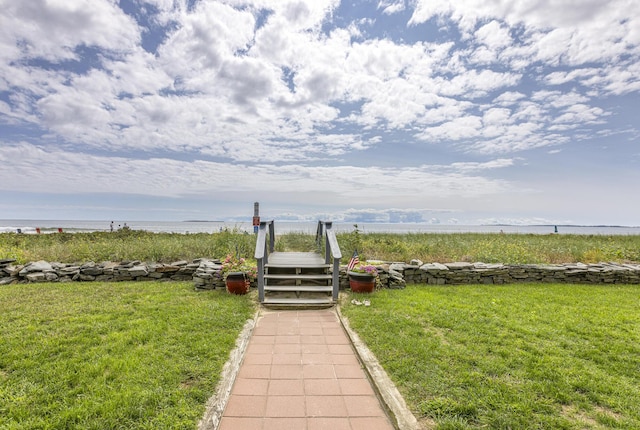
left=218, top=309, right=395, bottom=430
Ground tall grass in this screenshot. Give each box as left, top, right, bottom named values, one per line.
left=1, top=230, right=639, bottom=264
left=0, top=229, right=257, bottom=264
left=337, top=232, right=640, bottom=264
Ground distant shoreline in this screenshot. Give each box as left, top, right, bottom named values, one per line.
left=1, top=220, right=639, bottom=235
left=1, top=219, right=638, bottom=228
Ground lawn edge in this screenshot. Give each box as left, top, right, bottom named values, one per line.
left=197, top=309, right=260, bottom=430
left=337, top=301, right=421, bottom=430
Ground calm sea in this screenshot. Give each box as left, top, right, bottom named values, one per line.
left=1, top=219, right=639, bottom=235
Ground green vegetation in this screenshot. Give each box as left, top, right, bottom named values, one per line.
left=0, top=229, right=257, bottom=264
left=338, top=231, right=640, bottom=264
left=342, top=284, right=640, bottom=429
left=274, top=231, right=319, bottom=252
left=1, top=229, right=639, bottom=265
left=0, top=281, right=255, bottom=429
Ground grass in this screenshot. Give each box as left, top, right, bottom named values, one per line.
left=338, top=232, right=640, bottom=264
left=0, top=281, right=255, bottom=429
left=2, top=230, right=639, bottom=265
left=0, top=229, right=257, bottom=264
left=342, top=284, right=640, bottom=429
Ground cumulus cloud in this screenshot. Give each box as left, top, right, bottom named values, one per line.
left=2, top=0, right=636, bottom=159
left=0, top=0, right=638, bottom=223
left=409, top=0, right=640, bottom=91
left=0, top=0, right=140, bottom=61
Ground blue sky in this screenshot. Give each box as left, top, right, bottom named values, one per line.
left=1, top=0, right=639, bottom=225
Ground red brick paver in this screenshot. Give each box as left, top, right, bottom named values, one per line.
left=218, top=309, right=394, bottom=430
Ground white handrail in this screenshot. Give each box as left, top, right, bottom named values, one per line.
left=255, top=220, right=274, bottom=302
left=318, top=221, right=342, bottom=301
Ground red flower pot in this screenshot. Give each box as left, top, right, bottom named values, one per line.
left=348, top=273, right=375, bottom=293
left=225, top=273, right=250, bottom=295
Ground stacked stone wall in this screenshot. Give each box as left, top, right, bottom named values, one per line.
left=396, top=261, right=640, bottom=286
left=0, top=258, right=202, bottom=285
left=1, top=258, right=639, bottom=289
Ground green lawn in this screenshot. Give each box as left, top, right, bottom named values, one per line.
left=0, top=282, right=255, bottom=429
left=342, top=284, right=640, bottom=429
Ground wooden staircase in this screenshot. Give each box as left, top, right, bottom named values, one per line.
left=263, top=252, right=334, bottom=307
left=255, top=221, right=342, bottom=308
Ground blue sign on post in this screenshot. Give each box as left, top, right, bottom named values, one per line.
left=253, top=202, right=260, bottom=234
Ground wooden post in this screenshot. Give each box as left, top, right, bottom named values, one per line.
left=253, top=202, right=260, bottom=234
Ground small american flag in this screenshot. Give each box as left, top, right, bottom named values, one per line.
left=347, top=250, right=359, bottom=271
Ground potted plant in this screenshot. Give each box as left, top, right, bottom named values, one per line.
left=220, top=254, right=257, bottom=295
left=347, top=263, right=379, bottom=293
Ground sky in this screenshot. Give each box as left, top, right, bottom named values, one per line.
left=1, top=0, right=639, bottom=225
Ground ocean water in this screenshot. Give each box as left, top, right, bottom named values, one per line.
left=1, top=219, right=639, bottom=235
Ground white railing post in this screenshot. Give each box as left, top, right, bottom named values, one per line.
left=255, top=220, right=274, bottom=303
left=321, top=221, right=342, bottom=301
left=324, top=222, right=331, bottom=264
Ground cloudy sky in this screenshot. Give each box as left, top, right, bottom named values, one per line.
left=1, top=0, right=639, bottom=225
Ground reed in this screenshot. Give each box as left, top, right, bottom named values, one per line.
left=337, top=231, right=640, bottom=264
left=0, top=229, right=257, bottom=264
left=1, top=230, right=639, bottom=264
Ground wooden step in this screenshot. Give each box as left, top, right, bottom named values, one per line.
left=264, top=285, right=333, bottom=292
left=263, top=297, right=335, bottom=306
left=266, top=263, right=331, bottom=269
left=264, top=274, right=332, bottom=281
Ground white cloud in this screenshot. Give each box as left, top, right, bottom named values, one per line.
left=409, top=0, right=640, bottom=93
left=159, top=1, right=255, bottom=74
left=545, top=68, right=600, bottom=88
left=2, top=0, right=631, bottom=160
left=409, top=0, right=634, bottom=34
left=474, top=20, right=511, bottom=50
left=447, top=158, right=515, bottom=171
left=439, top=69, right=522, bottom=98
left=418, top=115, right=482, bottom=141
left=378, top=0, right=406, bottom=15
left=550, top=104, right=606, bottom=129
left=0, top=0, right=140, bottom=62
left=0, top=142, right=514, bottom=203
left=0, top=0, right=638, bottom=224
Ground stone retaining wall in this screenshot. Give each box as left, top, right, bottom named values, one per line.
left=396, top=260, right=640, bottom=286
left=1, top=258, right=639, bottom=288
left=0, top=258, right=201, bottom=285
